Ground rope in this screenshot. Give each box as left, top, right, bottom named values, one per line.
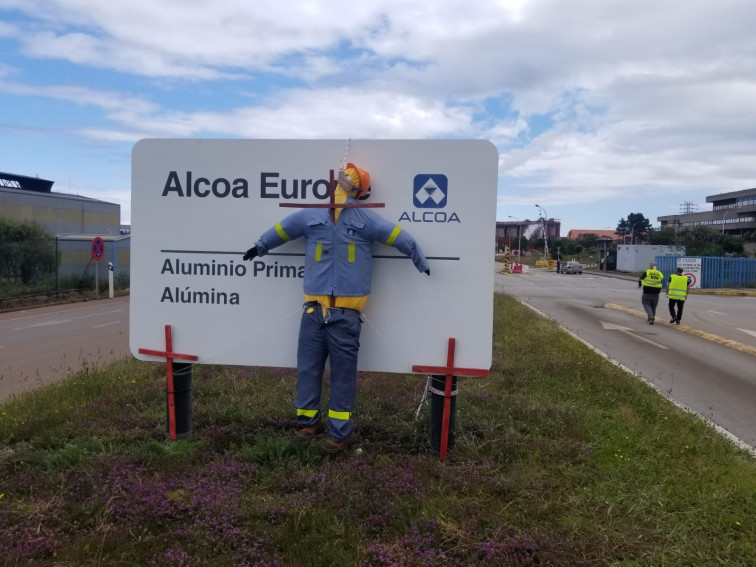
left=339, top=138, right=352, bottom=171
left=167, top=305, right=304, bottom=371
left=414, top=375, right=460, bottom=420
left=360, top=311, right=416, bottom=369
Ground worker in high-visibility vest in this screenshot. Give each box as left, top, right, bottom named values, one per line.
left=638, top=261, right=664, bottom=324
left=243, top=163, right=430, bottom=454
left=667, top=266, right=689, bottom=325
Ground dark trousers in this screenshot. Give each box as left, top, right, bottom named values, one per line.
left=295, top=304, right=362, bottom=441
left=668, top=299, right=685, bottom=322
left=641, top=293, right=660, bottom=321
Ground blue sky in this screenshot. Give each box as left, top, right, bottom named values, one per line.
left=1, top=0, right=756, bottom=233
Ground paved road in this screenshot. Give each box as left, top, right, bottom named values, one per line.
left=0, top=296, right=130, bottom=401
left=3, top=278, right=755, bottom=452
left=496, top=268, right=756, bottom=452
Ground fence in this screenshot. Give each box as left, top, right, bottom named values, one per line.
left=0, top=235, right=131, bottom=297
left=655, top=256, right=756, bottom=289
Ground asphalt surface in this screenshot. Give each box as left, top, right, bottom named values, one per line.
left=497, top=265, right=756, bottom=453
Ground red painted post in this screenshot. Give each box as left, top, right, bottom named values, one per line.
left=138, top=324, right=198, bottom=441
left=439, top=338, right=456, bottom=460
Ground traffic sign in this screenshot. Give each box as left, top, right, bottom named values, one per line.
left=91, top=237, right=105, bottom=261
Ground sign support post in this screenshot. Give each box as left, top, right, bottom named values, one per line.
left=413, top=338, right=489, bottom=460
left=90, top=237, right=105, bottom=300
left=138, top=325, right=199, bottom=440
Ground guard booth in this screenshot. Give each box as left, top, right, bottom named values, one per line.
left=595, top=238, right=617, bottom=271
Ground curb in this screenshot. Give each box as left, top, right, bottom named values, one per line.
left=604, top=303, right=756, bottom=357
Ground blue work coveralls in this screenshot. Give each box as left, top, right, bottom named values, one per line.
left=255, top=198, right=430, bottom=440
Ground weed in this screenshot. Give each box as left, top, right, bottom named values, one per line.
left=0, top=294, right=754, bottom=565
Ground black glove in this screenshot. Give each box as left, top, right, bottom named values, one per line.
left=243, top=246, right=259, bottom=261
left=424, top=269, right=430, bottom=276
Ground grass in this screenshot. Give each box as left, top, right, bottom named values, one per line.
left=1, top=293, right=754, bottom=566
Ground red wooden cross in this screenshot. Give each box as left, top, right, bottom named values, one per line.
left=413, top=338, right=489, bottom=460
left=278, top=172, right=385, bottom=220
left=138, top=325, right=198, bottom=440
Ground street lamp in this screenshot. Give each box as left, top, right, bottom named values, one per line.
left=624, top=221, right=641, bottom=245
left=507, top=215, right=522, bottom=259
left=535, top=204, right=549, bottom=260
left=721, top=208, right=731, bottom=235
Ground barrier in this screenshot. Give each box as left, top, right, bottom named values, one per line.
left=655, top=256, right=756, bottom=289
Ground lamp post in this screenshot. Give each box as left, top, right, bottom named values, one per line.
left=624, top=221, right=641, bottom=245
left=721, top=208, right=731, bottom=235
left=535, top=204, right=549, bottom=260
left=507, top=215, right=522, bottom=259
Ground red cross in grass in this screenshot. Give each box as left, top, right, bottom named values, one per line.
left=413, top=338, right=489, bottom=460
left=138, top=325, right=198, bottom=440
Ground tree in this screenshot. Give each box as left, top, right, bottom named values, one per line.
left=648, top=226, right=677, bottom=245
left=677, top=226, right=745, bottom=257
left=616, top=213, right=652, bottom=244
left=0, top=219, right=57, bottom=284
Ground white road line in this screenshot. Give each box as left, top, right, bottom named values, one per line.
left=709, top=310, right=727, bottom=315
left=93, top=321, right=121, bottom=328
left=737, top=328, right=756, bottom=339
left=75, top=309, right=124, bottom=320
left=600, top=320, right=669, bottom=349
left=14, top=319, right=73, bottom=331
left=521, top=300, right=755, bottom=457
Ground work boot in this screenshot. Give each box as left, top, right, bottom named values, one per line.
left=320, top=432, right=358, bottom=455
left=294, top=421, right=324, bottom=441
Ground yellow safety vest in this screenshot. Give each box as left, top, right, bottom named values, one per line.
left=641, top=269, right=663, bottom=289
left=668, top=274, right=688, bottom=301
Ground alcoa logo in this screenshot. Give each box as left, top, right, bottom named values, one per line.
left=413, top=174, right=447, bottom=208
left=398, top=174, right=461, bottom=223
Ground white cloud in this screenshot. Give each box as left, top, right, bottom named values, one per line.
left=1, top=0, right=756, bottom=230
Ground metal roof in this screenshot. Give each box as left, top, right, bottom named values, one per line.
left=0, top=171, right=55, bottom=193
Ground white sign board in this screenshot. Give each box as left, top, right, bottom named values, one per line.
left=676, top=257, right=702, bottom=289
left=130, top=139, right=498, bottom=374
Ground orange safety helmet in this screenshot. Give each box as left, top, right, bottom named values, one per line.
left=346, top=162, right=371, bottom=198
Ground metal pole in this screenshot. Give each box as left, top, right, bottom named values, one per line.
left=535, top=205, right=549, bottom=260
left=108, top=262, right=114, bottom=299
left=508, top=215, right=522, bottom=260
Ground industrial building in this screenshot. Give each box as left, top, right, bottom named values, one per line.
left=0, top=171, right=130, bottom=281
left=658, top=187, right=756, bottom=236
left=495, top=218, right=561, bottom=252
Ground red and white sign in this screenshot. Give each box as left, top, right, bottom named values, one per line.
left=676, top=257, right=702, bottom=289
left=91, top=237, right=105, bottom=261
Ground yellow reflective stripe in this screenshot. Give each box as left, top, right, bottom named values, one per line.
left=328, top=409, right=350, bottom=421
left=348, top=242, right=355, bottom=262
left=297, top=408, right=318, bottom=418
left=315, top=242, right=322, bottom=261
left=386, top=226, right=402, bottom=246
left=275, top=222, right=291, bottom=242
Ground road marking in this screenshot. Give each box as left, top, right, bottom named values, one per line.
left=0, top=298, right=127, bottom=324
left=75, top=309, right=124, bottom=320
left=605, top=303, right=756, bottom=357
left=93, top=321, right=121, bottom=328
left=737, top=328, right=756, bottom=339
left=520, top=300, right=755, bottom=457
left=709, top=310, right=727, bottom=315
left=14, top=319, right=73, bottom=330
left=600, top=320, right=669, bottom=349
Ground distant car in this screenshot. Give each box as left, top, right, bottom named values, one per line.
left=562, top=261, right=583, bottom=274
